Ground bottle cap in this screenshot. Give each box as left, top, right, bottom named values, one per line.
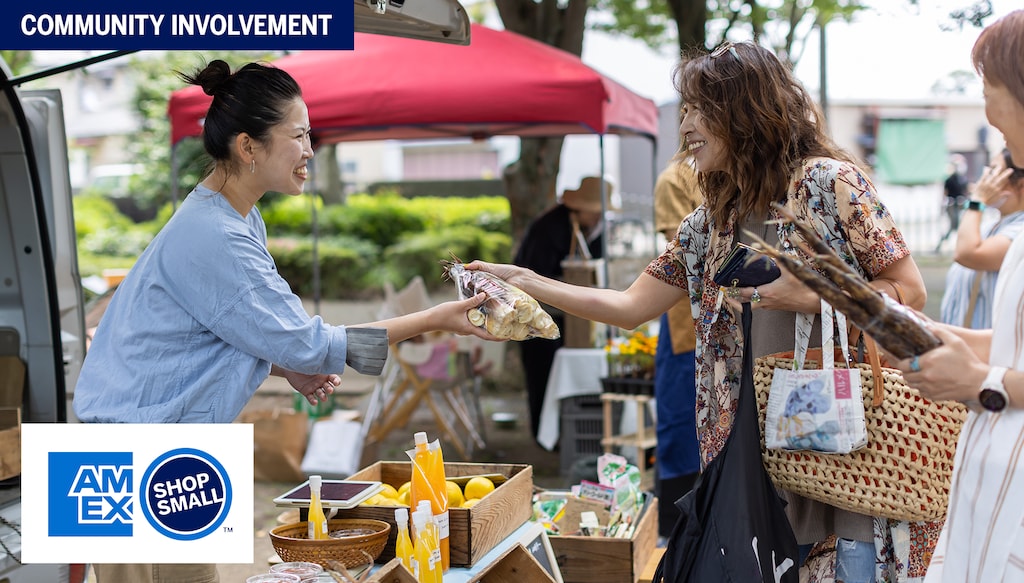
left=395, top=507, right=408, bottom=525
left=412, top=509, right=426, bottom=528
left=309, top=475, right=322, bottom=491
left=418, top=500, right=431, bottom=514
left=414, top=431, right=428, bottom=445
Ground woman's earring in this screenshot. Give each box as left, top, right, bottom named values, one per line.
left=250, top=159, right=255, bottom=174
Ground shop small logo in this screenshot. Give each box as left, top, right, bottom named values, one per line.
left=49, top=452, right=134, bottom=537
left=140, top=448, right=232, bottom=541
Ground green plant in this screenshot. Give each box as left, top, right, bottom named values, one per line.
left=267, top=236, right=379, bottom=300
left=382, top=225, right=512, bottom=291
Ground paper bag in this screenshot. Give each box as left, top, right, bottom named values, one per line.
left=237, top=407, right=308, bottom=483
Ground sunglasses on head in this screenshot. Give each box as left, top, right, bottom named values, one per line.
left=710, top=42, right=740, bottom=61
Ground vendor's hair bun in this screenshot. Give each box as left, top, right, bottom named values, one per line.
left=182, top=59, right=233, bottom=97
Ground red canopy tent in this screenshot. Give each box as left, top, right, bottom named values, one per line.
left=167, top=24, right=659, bottom=145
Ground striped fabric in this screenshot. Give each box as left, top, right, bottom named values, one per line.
left=925, top=233, right=1024, bottom=582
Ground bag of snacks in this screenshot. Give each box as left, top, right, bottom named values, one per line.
left=443, top=261, right=560, bottom=341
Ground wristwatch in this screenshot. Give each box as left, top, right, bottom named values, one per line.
left=979, top=366, right=1010, bottom=412
left=964, top=200, right=986, bottom=212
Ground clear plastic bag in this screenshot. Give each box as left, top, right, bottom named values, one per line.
left=443, top=261, right=560, bottom=341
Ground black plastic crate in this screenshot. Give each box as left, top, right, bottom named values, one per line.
left=559, top=395, right=622, bottom=476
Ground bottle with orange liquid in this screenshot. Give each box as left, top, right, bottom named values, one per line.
left=408, top=432, right=450, bottom=572
left=411, top=508, right=440, bottom=583
left=394, top=507, right=414, bottom=574
left=306, top=475, right=329, bottom=540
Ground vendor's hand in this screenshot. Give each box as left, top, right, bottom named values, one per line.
left=891, top=325, right=987, bottom=404
left=432, top=292, right=506, bottom=342
left=284, top=371, right=340, bottom=406
left=723, top=265, right=819, bottom=313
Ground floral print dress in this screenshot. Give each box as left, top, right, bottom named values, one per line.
left=645, top=157, right=939, bottom=581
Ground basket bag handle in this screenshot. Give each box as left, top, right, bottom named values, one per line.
left=848, top=279, right=905, bottom=407
left=791, top=299, right=852, bottom=373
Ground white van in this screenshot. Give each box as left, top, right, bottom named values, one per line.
left=0, top=1, right=468, bottom=580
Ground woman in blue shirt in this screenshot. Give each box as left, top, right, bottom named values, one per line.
left=74, top=60, right=492, bottom=425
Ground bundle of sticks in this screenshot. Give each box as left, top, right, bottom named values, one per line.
left=746, top=203, right=940, bottom=360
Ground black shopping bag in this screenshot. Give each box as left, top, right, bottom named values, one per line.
left=654, top=303, right=798, bottom=582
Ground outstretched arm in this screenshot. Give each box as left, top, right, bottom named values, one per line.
left=465, top=260, right=687, bottom=331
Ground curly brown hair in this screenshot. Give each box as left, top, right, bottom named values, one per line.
left=673, top=41, right=859, bottom=227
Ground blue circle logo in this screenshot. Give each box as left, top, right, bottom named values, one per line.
left=140, top=448, right=232, bottom=540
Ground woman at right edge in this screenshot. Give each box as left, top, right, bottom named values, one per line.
left=893, top=10, right=1024, bottom=582
left=469, top=41, right=929, bottom=581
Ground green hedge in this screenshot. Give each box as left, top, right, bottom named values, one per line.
left=74, top=191, right=512, bottom=299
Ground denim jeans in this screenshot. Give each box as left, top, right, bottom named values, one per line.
left=799, top=538, right=875, bottom=583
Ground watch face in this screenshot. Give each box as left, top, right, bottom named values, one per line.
left=980, top=388, right=1008, bottom=412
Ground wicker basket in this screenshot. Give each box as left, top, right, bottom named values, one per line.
left=755, top=353, right=967, bottom=522
left=270, top=519, right=391, bottom=569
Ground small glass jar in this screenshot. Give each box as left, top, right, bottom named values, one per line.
left=245, top=573, right=301, bottom=583
left=269, top=562, right=324, bottom=579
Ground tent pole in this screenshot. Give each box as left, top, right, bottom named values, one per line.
left=598, top=134, right=610, bottom=288
left=651, top=135, right=659, bottom=258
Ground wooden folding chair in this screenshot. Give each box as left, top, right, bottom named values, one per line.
left=362, top=277, right=486, bottom=458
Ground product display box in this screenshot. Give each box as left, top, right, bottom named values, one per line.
left=547, top=497, right=659, bottom=583
left=334, top=461, right=534, bottom=568
left=468, top=543, right=557, bottom=583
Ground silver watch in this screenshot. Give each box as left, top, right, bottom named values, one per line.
left=979, top=366, right=1010, bottom=412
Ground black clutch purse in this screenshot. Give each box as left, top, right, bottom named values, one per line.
left=712, top=243, right=781, bottom=288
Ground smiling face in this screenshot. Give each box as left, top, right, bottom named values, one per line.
left=679, top=103, right=728, bottom=174
left=254, top=97, right=313, bottom=196
left=984, top=79, right=1024, bottom=168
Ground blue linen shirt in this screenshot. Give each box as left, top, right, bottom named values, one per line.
left=73, top=186, right=350, bottom=423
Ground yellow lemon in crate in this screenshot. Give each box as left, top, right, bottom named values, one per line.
left=363, top=493, right=388, bottom=506
left=445, top=481, right=465, bottom=508
left=379, top=483, right=400, bottom=500
left=462, top=498, right=481, bottom=509
left=398, top=489, right=411, bottom=507
left=463, top=477, right=495, bottom=501
left=398, top=481, right=412, bottom=498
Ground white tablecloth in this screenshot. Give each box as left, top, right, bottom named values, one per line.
left=536, top=348, right=609, bottom=450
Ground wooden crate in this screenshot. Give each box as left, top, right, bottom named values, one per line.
left=366, top=558, right=417, bottom=583
left=468, top=543, right=556, bottom=583
left=548, top=497, right=658, bottom=583
left=335, top=461, right=533, bottom=568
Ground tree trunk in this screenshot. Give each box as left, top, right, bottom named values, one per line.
left=494, top=0, right=588, bottom=253
left=504, top=136, right=564, bottom=253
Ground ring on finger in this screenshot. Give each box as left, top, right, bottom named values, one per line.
left=751, top=288, right=761, bottom=303
left=910, top=355, right=921, bottom=372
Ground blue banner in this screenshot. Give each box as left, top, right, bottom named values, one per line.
left=2, top=0, right=354, bottom=50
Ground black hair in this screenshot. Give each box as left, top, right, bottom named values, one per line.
left=178, top=60, right=303, bottom=163
left=1003, top=148, right=1024, bottom=185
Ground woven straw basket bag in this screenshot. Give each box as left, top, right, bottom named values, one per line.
left=754, top=347, right=967, bottom=522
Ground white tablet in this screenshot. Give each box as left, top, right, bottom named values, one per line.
left=273, top=479, right=383, bottom=509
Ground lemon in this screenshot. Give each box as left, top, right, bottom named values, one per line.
left=379, top=483, right=400, bottom=500
left=363, top=493, right=388, bottom=506
left=462, top=498, right=481, bottom=508
left=397, top=481, right=412, bottom=498
left=445, top=481, right=465, bottom=508
left=463, top=477, right=495, bottom=501
left=399, top=490, right=411, bottom=507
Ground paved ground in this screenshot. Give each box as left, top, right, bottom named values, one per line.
left=82, top=254, right=955, bottom=582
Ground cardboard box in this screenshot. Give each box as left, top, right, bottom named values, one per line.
left=0, top=408, right=21, bottom=481
left=548, top=497, right=659, bottom=583
left=335, top=461, right=534, bottom=568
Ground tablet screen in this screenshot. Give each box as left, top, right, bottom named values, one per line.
left=273, top=480, right=382, bottom=508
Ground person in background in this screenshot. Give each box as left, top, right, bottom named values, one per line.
left=892, top=10, right=1024, bottom=582
left=74, top=60, right=494, bottom=583
left=935, top=154, right=969, bottom=252
left=651, top=161, right=701, bottom=540
left=512, top=175, right=612, bottom=442
left=940, top=147, right=1024, bottom=329
left=469, top=41, right=929, bottom=582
